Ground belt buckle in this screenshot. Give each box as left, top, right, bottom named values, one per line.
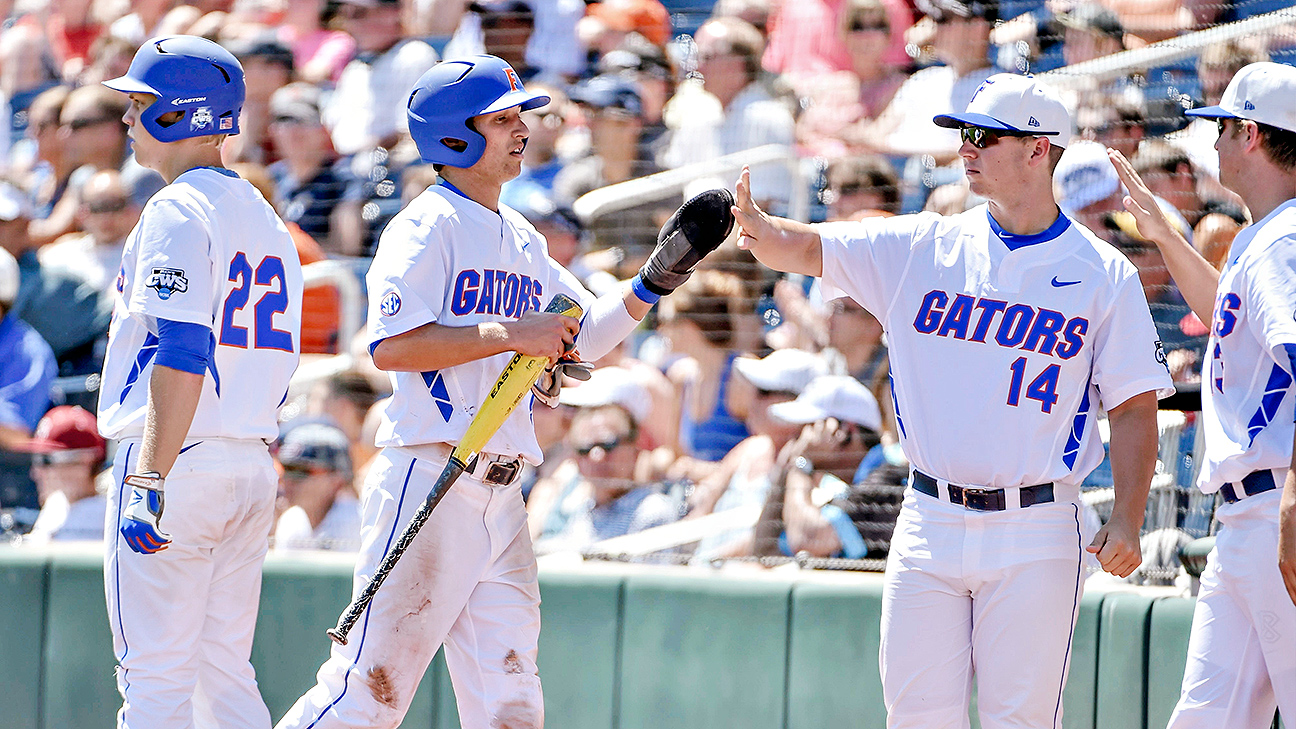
left=482, top=459, right=519, bottom=486
left=960, top=486, right=998, bottom=511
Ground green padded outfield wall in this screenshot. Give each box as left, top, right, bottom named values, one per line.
left=1, top=548, right=48, bottom=729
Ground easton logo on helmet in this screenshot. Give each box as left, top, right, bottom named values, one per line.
left=174, top=97, right=208, bottom=105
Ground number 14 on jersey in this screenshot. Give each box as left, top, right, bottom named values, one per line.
left=1007, top=357, right=1060, bottom=412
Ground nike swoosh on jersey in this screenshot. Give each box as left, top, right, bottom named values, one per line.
left=1051, top=277, right=1082, bottom=287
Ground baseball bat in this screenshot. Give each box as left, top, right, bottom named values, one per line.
left=327, top=293, right=583, bottom=645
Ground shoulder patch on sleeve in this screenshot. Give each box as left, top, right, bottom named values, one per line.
left=146, top=268, right=189, bottom=300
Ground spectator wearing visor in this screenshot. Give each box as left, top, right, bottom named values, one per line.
left=273, top=421, right=361, bottom=551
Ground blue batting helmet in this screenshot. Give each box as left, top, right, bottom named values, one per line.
left=103, top=35, right=244, bottom=144
left=407, top=56, right=550, bottom=168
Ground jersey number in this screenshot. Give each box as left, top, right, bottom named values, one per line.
left=1007, top=357, right=1060, bottom=413
left=218, top=253, right=294, bottom=352
left=1210, top=293, right=1241, bottom=394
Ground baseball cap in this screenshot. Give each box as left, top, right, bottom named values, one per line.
left=586, top=0, right=672, bottom=46
left=514, top=190, right=582, bottom=236
left=0, top=247, right=17, bottom=306
left=767, top=375, right=882, bottom=432
left=558, top=366, right=651, bottom=422
left=1057, top=3, right=1124, bottom=41
left=1053, top=140, right=1119, bottom=215
left=278, top=421, right=353, bottom=475
left=934, top=73, right=1072, bottom=149
left=917, top=0, right=998, bottom=23
left=732, top=349, right=829, bottom=394
left=23, top=406, right=107, bottom=463
left=568, top=73, right=643, bottom=116
left=270, top=82, right=323, bottom=125
left=223, top=33, right=294, bottom=69
left=1185, top=61, right=1296, bottom=133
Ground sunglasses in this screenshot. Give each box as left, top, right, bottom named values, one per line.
left=281, top=464, right=315, bottom=481
left=33, top=450, right=92, bottom=466
left=1216, top=118, right=1228, bottom=135
left=87, top=198, right=129, bottom=214
left=66, top=116, right=116, bottom=131
left=574, top=435, right=632, bottom=457
left=849, top=19, right=889, bottom=32
left=959, top=126, right=1044, bottom=149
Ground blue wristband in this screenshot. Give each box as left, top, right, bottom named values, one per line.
left=630, top=274, right=661, bottom=305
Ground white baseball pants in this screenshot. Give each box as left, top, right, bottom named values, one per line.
left=104, top=438, right=277, bottom=729
left=880, top=490, right=1089, bottom=729
left=1167, top=489, right=1296, bottom=728
left=275, top=445, right=543, bottom=729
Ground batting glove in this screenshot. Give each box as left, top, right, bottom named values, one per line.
left=120, top=472, right=172, bottom=554
left=636, top=188, right=736, bottom=297
left=533, top=355, right=594, bottom=408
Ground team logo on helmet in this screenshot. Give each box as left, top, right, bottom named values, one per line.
left=191, top=106, right=214, bottom=132
left=146, top=267, right=188, bottom=300
left=380, top=291, right=401, bottom=316
left=505, top=67, right=521, bottom=91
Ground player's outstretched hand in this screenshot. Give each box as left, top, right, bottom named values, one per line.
left=120, top=472, right=172, bottom=555
left=1107, top=148, right=1186, bottom=249
left=1086, top=518, right=1142, bottom=578
left=504, top=311, right=580, bottom=362
left=637, top=187, right=735, bottom=296
left=1280, top=478, right=1296, bottom=606
left=733, top=166, right=774, bottom=253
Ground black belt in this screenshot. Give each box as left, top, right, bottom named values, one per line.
left=1219, top=470, right=1277, bottom=504
left=911, top=471, right=1055, bottom=511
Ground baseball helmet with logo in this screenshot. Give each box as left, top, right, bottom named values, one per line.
left=103, top=35, right=245, bottom=143
left=407, top=55, right=550, bottom=168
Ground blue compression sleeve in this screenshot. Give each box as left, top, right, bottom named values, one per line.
left=155, top=319, right=212, bottom=375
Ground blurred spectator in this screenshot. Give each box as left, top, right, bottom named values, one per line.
left=305, top=371, right=381, bottom=474
left=277, top=0, right=357, bottom=85
left=661, top=17, right=795, bottom=207
left=689, top=348, right=826, bottom=559
left=0, top=241, right=54, bottom=446
left=267, top=82, right=366, bottom=255
left=757, top=375, right=894, bottom=559
left=222, top=33, right=295, bottom=165
left=1104, top=0, right=1199, bottom=44
left=824, top=154, right=901, bottom=219
left=597, top=34, right=674, bottom=149
left=423, top=0, right=585, bottom=81
left=659, top=270, right=752, bottom=462
left=38, top=169, right=139, bottom=293
left=1, top=180, right=110, bottom=375
left=1104, top=211, right=1207, bottom=382
left=500, top=82, right=570, bottom=204
left=1058, top=3, right=1126, bottom=67
left=23, top=405, right=107, bottom=542
left=1075, top=91, right=1146, bottom=161
left=20, top=85, right=72, bottom=220
left=44, top=0, right=105, bottom=81
left=107, top=0, right=174, bottom=46
left=794, top=0, right=908, bottom=159
left=1132, top=139, right=1213, bottom=228
left=556, top=73, right=665, bottom=251
left=763, top=0, right=912, bottom=81
left=324, top=0, right=438, bottom=156
left=273, top=421, right=361, bottom=551
left=78, top=33, right=138, bottom=87
left=1192, top=210, right=1241, bottom=271
left=512, top=192, right=620, bottom=295
left=826, top=295, right=891, bottom=396
left=1054, top=139, right=1128, bottom=234
left=533, top=370, right=681, bottom=552
left=863, top=0, right=996, bottom=163
left=578, top=0, right=672, bottom=60
left=0, top=21, right=59, bottom=147
left=228, top=161, right=330, bottom=270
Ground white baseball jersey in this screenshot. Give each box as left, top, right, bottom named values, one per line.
left=1196, top=198, right=1296, bottom=493
left=818, top=205, right=1174, bottom=487
left=98, top=168, right=303, bottom=442
left=366, top=185, right=594, bottom=463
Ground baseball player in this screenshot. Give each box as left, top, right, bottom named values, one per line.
left=733, top=73, right=1173, bottom=728
left=97, top=36, right=302, bottom=728
left=1108, top=61, right=1296, bottom=727
left=276, top=55, right=731, bottom=729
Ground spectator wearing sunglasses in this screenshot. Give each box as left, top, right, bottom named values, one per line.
left=530, top=366, right=682, bottom=553
left=38, top=169, right=140, bottom=294
left=273, top=421, right=361, bottom=552
left=23, top=405, right=108, bottom=542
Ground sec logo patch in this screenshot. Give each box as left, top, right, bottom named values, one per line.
left=380, top=291, right=401, bottom=316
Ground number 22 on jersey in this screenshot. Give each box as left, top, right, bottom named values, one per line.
left=218, top=252, right=294, bottom=352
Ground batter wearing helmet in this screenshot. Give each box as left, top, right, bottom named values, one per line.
left=98, top=36, right=302, bottom=728
left=734, top=74, right=1172, bottom=728
left=275, top=55, right=732, bottom=729
left=1110, top=61, right=1296, bottom=728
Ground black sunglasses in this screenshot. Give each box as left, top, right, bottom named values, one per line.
left=281, top=464, right=315, bottom=480
left=87, top=197, right=129, bottom=214
left=575, top=435, right=632, bottom=457
left=960, top=126, right=1043, bottom=149
left=66, top=115, right=117, bottom=131
left=1216, top=118, right=1228, bottom=135
left=850, top=19, right=889, bottom=32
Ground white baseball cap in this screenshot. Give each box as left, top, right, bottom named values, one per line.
left=732, top=348, right=828, bottom=394
left=558, top=366, right=651, bottom=422
left=934, top=73, right=1072, bottom=149
left=0, top=246, right=17, bottom=306
left=1185, top=61, right=1296, bottom=133
left=767, top=375, right=882, bottom=432
left=1053, top=140, right=1119, bottom=215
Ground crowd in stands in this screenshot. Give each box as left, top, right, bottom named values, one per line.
left=0, top=0, right=1288, bottom=569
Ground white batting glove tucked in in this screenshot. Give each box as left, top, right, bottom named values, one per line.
left=120, top=472, right=172, bottom=554
left=532, top=356, right=594, bottom=408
